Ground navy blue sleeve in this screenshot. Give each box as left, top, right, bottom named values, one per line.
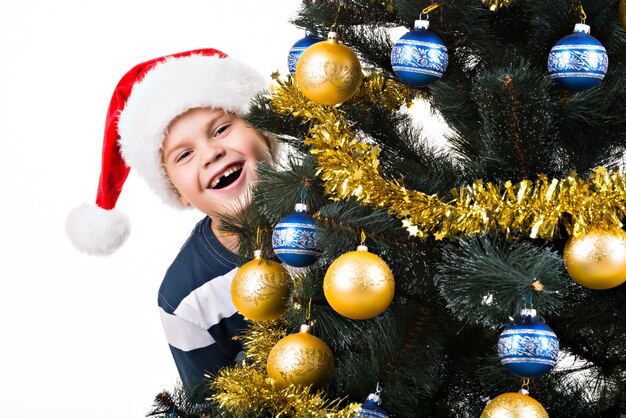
left=158, top=217, right=250, bottom=394
left=169, top=343, right=233, bottom=391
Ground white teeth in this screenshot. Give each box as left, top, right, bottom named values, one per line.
left=209, top=164, right=243, bottom=189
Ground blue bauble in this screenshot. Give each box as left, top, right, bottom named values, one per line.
left=391, top=19, right=448, bottom=87
left=498, top=309, right=559, bottom=379
left=356, top=393, right=389, bottom=418
left=288, top=31, right=324, bottom=74
left=548, top=23, right=608, bottom=91
left=272, top=203, right=321, bottom=267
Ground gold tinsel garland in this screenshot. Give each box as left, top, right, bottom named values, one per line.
left=269, top=73, right=626, bottom=241
left=211, top=365, right=358, bottom=417
left=210, top=320, right=358, bottom=416
left=482, top=0, right=516, bottom=11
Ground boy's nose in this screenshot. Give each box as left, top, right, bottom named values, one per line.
left=202, top=144, right=226, bottom=166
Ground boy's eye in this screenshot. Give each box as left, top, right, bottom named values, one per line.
left=175, top=150, right=193, bottom=163
left=214, top=123, right=232, bottom=137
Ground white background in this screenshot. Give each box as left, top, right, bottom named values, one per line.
left=0, top=2, right=446, bottom=417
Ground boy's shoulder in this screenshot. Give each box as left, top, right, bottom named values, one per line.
left=158, top=216, right=238, bottom=311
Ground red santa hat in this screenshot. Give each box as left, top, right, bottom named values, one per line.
left=66, top=48, right=267, bottom=255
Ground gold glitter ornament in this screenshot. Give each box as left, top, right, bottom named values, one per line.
left=266, top=323, right=335, bottom=389
left=620, top=0, right=626, bottom=31
left=295, top=31, right=363, bottom=105
left=231, top=250, right=291, bottom=321
left=480, top=391, right=548, bottom=418
left=323, top=245, right=395, bottom=320
left=563, top=228, right=626, bottom=290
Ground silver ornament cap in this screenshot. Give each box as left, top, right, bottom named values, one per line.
left=574, top=23, right=591, bottom=34
left=366, top=392, right=382, bottom=404
left=414, top=19, right=430, bottom=30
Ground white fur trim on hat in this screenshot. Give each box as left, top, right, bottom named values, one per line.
left=66, top=203, right=130, bottom=255
left=117, top=54, right=267, bottom=208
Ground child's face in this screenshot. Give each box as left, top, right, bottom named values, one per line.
left=162, top=107, right=271, bottom=219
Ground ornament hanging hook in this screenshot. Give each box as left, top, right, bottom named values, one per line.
left=528, top=293, right=534, bottom=310
left=525, top=278, right=545, bottom=309
left=256, top=226, right=262, bottom=248
left=360, top=229, right=367, bottom=245
left=522, top=278, right=545, bottom=310
left=578, top=3, right=587, bottom=23
left=521, top=378, right=530, bottom=391
left=421, top=1, right=443, bottom=19
left=375, top=381, right=383, bottom=395
left=521, top=288, right=532, bottom=310
left=306, top=297, right=312, bottom=322
left=331, top=2, right=342, bottom=31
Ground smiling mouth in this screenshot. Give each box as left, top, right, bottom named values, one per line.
left=209, top=163, right=244, bottom=190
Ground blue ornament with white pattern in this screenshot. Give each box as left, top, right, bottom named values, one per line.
left=356, top=387, right=389, bottom=418
left=498, top=309, right=559, bottom=379
left=548, top=23, right=608, bottom=91
left=391, top=19, right=448, bottom=87
left=272, top=203, right=321, bottom=267
left=288, top=31, right=324, bottom=74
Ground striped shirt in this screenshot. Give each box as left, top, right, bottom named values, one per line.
left=158, top=216, right=248, bottom=391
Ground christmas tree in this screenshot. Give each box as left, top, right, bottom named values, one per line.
left=149, top=0, right=626, bottom=416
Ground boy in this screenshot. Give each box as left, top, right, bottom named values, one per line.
left=66, top=49, right=275, bottom=392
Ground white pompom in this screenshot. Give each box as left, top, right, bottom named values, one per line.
left=65, top=203, right=131, bottom=255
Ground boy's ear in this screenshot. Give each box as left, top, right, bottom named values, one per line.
left=178, top=195, right=191, bottom=207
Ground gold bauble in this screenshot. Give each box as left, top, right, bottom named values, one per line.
left=295, top=31, right=362, bottom=105
left=480, top=392, right=548, bottom=418
left=323, top=245, right=395, bottom=320
left=620, top=0, right=626, bottom=31
left=230, top=250, right=291, bottom=321
left=266, top=323, right=334, bottom=389
left=563, top=228, right=626, bottom=290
